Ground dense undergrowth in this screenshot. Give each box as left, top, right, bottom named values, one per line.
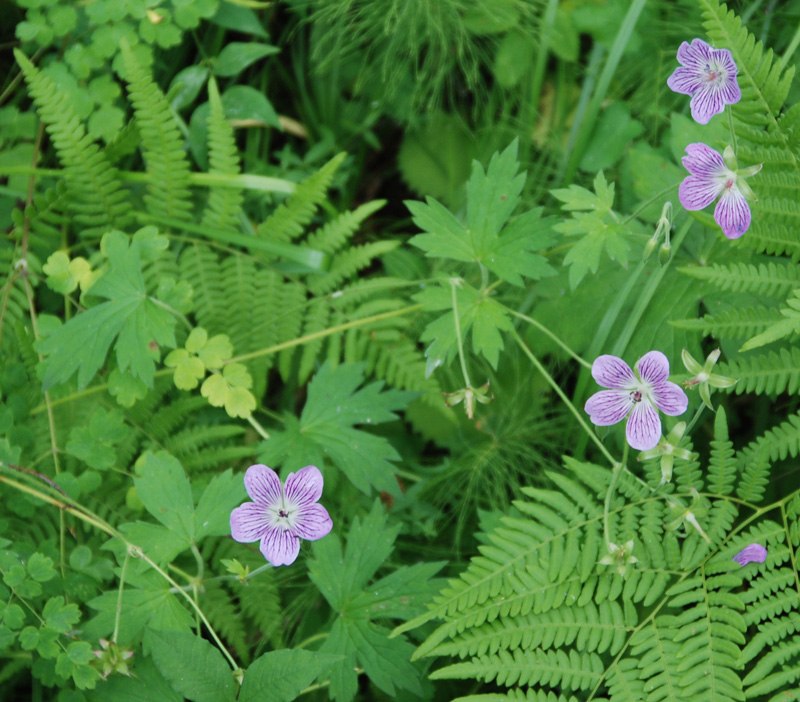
left=2, top=1, right=800, bottom=700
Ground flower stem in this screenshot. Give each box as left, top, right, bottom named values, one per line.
left=112, top=551, right=130, bottom=645
left=451, top=280, right=472, bottom=388
left=507, top=309, right=592, bottom=369
left=727, top=105, right=738, bottom=155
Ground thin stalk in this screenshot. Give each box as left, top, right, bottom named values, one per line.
left=603, top=444, right=628, bottom=548
left=246, top=415, right=271, bottom=440
left=112, top=551, right=130, bottom=645
left=622, top=183, right=680, bottom=225
left=727, top=105, right=738, bottom=155
left=781, top=15, right=800, bottom=64
left=508, top=309, right=592, bottom=369
left=451, top=281, right=472, bottom=388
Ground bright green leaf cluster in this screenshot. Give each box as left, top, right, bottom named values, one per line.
left=551, top=171, right=631, bottom=289
left=42, top=251, right=95, bottom=295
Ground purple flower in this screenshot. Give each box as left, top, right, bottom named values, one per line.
left=679, top=143, right=761, bottom=240
left=733, top=543, right=767, bottom=567
left=667, top=38, right=740, bottom=124
left=585, top=351, right=688, bottom=451
left=230, top=464, right=333, bottom=566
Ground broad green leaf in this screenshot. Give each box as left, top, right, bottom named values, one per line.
left=108, top=369, right=148, bottom=407
left=43, top=596, right=80, bottom=633
left=38, top=230, right=177, bottom=389
left=200, top=364, right=256, bottom=418
left=88, top=656, right=182, bottom=702
left=239, top=649, right=341, bottom=702
left=66, top=409, right=129, bottom=470
left=26, top=553, right=57, bottom=583
left=209, top=3, right=269, bottom=37
left=580, top=102, right=643, bottom=172
left=42, top=251, right=92, bottom=294
left=119, top=522, right=190, bottom=564
left=133, top=451, right=195, bottom=541
left=148, top=630, right=236, bottom=702
left=406, top=198, right=474, bottom=262
left=222, top=85, right=280, bottom=129
left=213, top=42, right=279, bottom=77
left=169, top=65, right=209, bottom=111
left=259, top=363, right=414, bottom=496
left=195, top=469, right=246, bottom=540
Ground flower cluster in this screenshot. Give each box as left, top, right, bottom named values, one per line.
left=667, top=38, right=761, bottom=239
left=230, top=464, right=333, bottom=567
left=584, top=351, right=688, bottom=451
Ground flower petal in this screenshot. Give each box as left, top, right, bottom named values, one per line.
left=244, top=464, right=282, bottom=507
left=679, top=175, right=723, bottom=211
left=293, top=503, right=333, bottom=541
left=682, top=142, right=727, bottom=177
left=284, top=465, right=324, bottom=508
left=714, top=186, right=751, bottom=239
left=230, top=502, right=269, bottom=543
left=592, top=355, right=636, bottom=389
left=651, top=380, right=689, bottom=416
left=732, top=543, right=767, bottom=567
left=689, top=85, right=726, bottom=124
left=676, top=38, right=713, bottom=69
left=666, top=66, right=704, bottom=96
left=636, top=350, right=670, bottom=385
left=626, top=400, right=662, bottom=451
left=585, top=389, right=632, bottom=427
left=260, top=527, right=301, bottom=566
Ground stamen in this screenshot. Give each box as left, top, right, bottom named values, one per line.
left=630, top=390, right=642, bottom=403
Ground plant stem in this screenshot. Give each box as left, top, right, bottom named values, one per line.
left=451, top=281, right=472, bottom=388
left=112, top=551, right=130, bottom=645
left=603, top=444, right=628, bottom=548
left=246, top=414, right=271, bottom=440
left=622, top=183, right=680, bottom=225
left=727, top=104, right=738, bottom=155
left=508, top=309, right=592, bottom=369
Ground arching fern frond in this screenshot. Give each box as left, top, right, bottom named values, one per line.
left=721, top=346, right=800, bottom=395
left=678, top=261, right=800, bottom=297
left=671, top=306, right=783, bottom=340
left=13, top=50, right=131, bottom=237
left=202, top=78, right=243, bottom=233
left=258, top=152, right=346, bottom=243
left=120, top=42, right=193, bottom=222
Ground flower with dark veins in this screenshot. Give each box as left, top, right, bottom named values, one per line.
left=230, top=464, right=333, bottom=566
left=585, top=351, right=688, bottom=451
left=667, top=38, right=740, bottom=124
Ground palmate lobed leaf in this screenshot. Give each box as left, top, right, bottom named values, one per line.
left=38, top=229, right=177, bottom=390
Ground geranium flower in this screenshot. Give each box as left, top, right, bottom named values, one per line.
left=679, top=143, right=762, bottom=239
left=733, top=543, right=767, bottom=567
left=230, top=464, right=333, bottom=566
left=585, top=351, right=688, bottom=451
left=667, top=38, right=740, bottom=124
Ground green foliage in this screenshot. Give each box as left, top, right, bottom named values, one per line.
left=239, top=650, right=342, bottom=702
left=259, top=362, right=414, bottom=496
left=309, top=501, right=445, bottom=702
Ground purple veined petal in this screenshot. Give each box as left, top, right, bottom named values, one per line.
left=732, top=543, right=767, bottom=566
left=244, top=464, right=282, bottom=507
left=679, top=174, right=723, bottom=211
left=260, top=526, right=301, bottom=566
left=626, top=400, right=662, bottom=451
left=676, top=38, right=714, bottom=69
left=651, top=380, right=689, bottom=416
left=689, top=85, right=726, bottom=124
left=714, top=186, right=752, bottom=239
left=667, top=66, right=704, bottom=96
left=592, top=354, right=636, bottom=389
left=293, top=503, right=333, bottom=541
left=636, top=350, right=670, bottom=385
left=682, top=143, right=727, bottom=177
left=712, top=47, right=738, bottom=80
left=230, top=502, right=269, bottom=543
left=719, top=76, right=741, bottom=106
left=284, top=465, right=324, bottom=507
left=585, top=389, right=633, bottom=427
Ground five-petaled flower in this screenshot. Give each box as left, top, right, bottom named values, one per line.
left=585, top=351, right=688, bottom=451
left=733, top=543, right=767, bottom=567
left=679, top=143, right=761, bottom=239
left=667, top=38, right=740, bottom=124
left=230, top=464, right=333, bottom=567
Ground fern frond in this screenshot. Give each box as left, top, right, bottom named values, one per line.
left=738, top=410, right=800, bottom=469
left=11, top=183, right=70, bottom=249
left=304, top=200, right=386, bottom=254
left=297, top=300, right=331, bottom=385
left=671, top=306, right=783, bottom=340
left=720, top=346, right=800, bottom=395
left=13, top=50, right=131, bottom=236
left=179, top=244, right=225, bottom=332
left=258, top=153, right=346, bottom=243
left=678, top=261, right=800, bottom=298
left=430, top=648, right=604, bottom=691
left=120, top=42, right=192, bottom=221
left=308, top=240, right=399, bottom=295
left=202, top=78, right=243, bottom=233
left=201, top=581, right=250, bottom=664
left=162, top=424, right=256, bottom=472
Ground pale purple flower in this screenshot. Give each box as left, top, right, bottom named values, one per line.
left=679, top=143, right=761, bottom=240
left=667, top=38, right=740, bottom=124
left=585, top=351, right=688, bottom=451
left=733, top=543, right=767, bottom=567
left=230, top=464, right=332, bottom=566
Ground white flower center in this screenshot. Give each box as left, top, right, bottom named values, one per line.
left=704, top=62, right=726, bottom=86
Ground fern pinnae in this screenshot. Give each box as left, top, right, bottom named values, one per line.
left=120, top=41, right=193, bottom=222
left=304, top=199, right=387, bottom=254
left=678, top=260, right=800, bottom=298
left=202, top=78, right=243, bottom=233
left=671, top=306, right=784, bottom=340
left=257, top=152, right=346, bottom=243
left=307, top=240, right=400, bottom=295
left=13, top=50, right=131, bottom=236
